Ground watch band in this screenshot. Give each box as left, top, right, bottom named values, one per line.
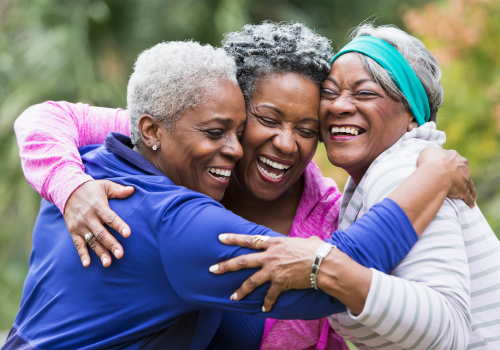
left=310, top=243, right=336, bottom=290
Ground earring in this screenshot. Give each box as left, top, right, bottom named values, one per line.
left=152, top=145, right=158, bottom=151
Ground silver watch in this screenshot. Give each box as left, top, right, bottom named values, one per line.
left=310, top=243, right=336, bottom=290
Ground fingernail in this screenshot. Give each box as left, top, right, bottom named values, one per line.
left=219, top=234, right=228, bottom=242
left=102, top=258, right=109, bottom=266
left=82, top=259, right=88, bottom=267
left=209, top=264, right=219, bottom=273
left=114, top=250, right=120, bottom=257
left=230, top=292, right=238, bottom=301
left=262, top=306, right=266, bottom=313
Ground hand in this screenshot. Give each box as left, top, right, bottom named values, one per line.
left=417, top=147, right=476, bottom=208
left=64, top=180, right=135, bottom=267
left=209, top=234, right=324, bottom=312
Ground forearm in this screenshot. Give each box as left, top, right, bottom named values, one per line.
left=316, top=249, right=371, bottom=315
left=387, top=161, right=452, bottom=235
left=14, top=101, right=130, bottom=213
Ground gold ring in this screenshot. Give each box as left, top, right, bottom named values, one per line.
left=251, top=235, right=270, bottom=249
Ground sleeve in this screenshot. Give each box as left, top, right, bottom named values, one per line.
left=345, top=157, right=471, bottom=350
left=14, top=101, right=130, bottom=213
left=159, top=192, right=417, bottom=321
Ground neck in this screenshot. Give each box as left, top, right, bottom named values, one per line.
left=221, top=175, right=305, bottom=236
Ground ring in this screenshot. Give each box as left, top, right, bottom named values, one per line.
left=251, top=235, right=270, bottom=249
left=85, top=232, right=95, bottom=243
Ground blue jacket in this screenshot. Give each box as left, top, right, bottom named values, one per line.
left=4, top=133, right=417, bottom=350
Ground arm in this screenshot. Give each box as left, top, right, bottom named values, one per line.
left=211, top=147, right=474, bottom=317
left=14, top=101, right=133, bottom=267
left=158, top=194, right=417, bottom=320
left=14, top=101, right=130, bottom=212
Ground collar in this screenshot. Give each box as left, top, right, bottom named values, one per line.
left=104, top=132, right=166, bottom=177
left=338, top=122, right=445, bottom=229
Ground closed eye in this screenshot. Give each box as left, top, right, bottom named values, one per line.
left=258, top=117, right=279, bottom=127
left=205, top=129, right=224, bottom=139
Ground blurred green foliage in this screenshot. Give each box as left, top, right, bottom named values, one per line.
left=0, top=0, right=498, bottom=331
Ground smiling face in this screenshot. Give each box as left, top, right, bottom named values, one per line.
left=233, top=73, right=321, bottom=201
left=140, top=79, right=246, bottom=201
left=319, top=53, right=415, bottom=184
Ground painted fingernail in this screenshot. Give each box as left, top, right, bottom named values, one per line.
left=114, top=250, right=120, bottom=257
left=209, top=264, right=219, bottom=273
left=262, top=306, right=266, bottom=313
left=102, top=258, right=109, bottom=266
left=230, top=293, right=238, bottom=301
left=219, top=234, right=228, bottom=242
left=82, top=259, right=88, bottom=267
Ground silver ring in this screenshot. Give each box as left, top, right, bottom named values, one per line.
left=85, top=232, right=95, bottom=243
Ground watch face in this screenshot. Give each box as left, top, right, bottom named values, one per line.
left=317, top=243, right=333, bottom=257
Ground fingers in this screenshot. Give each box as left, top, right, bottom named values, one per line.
left=104, top=180, right=135, bottom=199
left=86, top=233, right=113, bottom=267
left=218, top=233, right=274, bottom=250
left=73, top=234, right=91, bottom=267
left=262, top=285, right=283, bottom=312
left=102, top=181, right=133, bottom=238
left=229, top=269, right=270, bottom=301
left=89, top=222, right=124, bottom=260
left=209, top=252, right=265, bottom=274
left=467, top=179, right=477, bottom=208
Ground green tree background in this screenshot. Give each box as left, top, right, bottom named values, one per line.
left=0, top=0, right=498, bottom=333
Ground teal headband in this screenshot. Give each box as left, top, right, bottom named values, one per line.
left=330, top=36, right=430, bottom=126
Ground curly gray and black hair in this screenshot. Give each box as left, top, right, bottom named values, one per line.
left=222, top=22, right=333, bottom=101
left=349, top=24, right=444, bottom=122
left=127, top=41, right=238, bottom=145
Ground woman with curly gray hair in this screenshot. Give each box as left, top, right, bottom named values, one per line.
left=13, top=22, right=476, bottom=350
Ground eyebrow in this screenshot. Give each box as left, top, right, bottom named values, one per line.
left=324, top=77, right=376, bottom=87
left=255, top=104, right=283, bottom=115
left=197, top=117, right=232, bottom=126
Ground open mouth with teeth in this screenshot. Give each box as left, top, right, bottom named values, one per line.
left=330, top=125, right=366, bottom=136
left=206, top=167, right=232, bottom=181
left=257, top=156, right=292, bottom=181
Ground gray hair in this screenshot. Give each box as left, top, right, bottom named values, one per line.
left=127, top=41, right=238, bottom=145
left=222, top=22, right=333, bottom=101
left=349, top=24, right=443, bottom=122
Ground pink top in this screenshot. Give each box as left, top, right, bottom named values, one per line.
left=14, top=101, right=346, bottom=350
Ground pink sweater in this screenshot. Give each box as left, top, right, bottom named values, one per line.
left=14, top=101, right=347, bottom=350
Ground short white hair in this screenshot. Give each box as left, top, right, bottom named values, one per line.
left=127, top=41, right=238, bottom=145
left=349, top=24, right=444, bottom=122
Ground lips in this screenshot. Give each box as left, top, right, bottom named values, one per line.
left=329, top=124, right=366, bottom=141
left=256, top=155, right=293, bottom=182
left=205, top=166, right=233, bottom=184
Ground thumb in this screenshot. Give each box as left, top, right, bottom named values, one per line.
left=103, top=180, right=135, bottom=199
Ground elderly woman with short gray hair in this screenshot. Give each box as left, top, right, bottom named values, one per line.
left=216, top=24, right=500, bottom=350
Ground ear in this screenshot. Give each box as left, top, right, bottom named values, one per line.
left=407, top=120, right=419, bottom=132
left=137, top=114, right=164, bottom=149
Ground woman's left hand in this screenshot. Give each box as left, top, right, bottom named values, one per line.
left=416, top=147, right=477, bottom=208
left=209, top=234, right=324, bottom=312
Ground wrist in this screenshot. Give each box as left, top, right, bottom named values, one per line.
left=310, top=243, right=336, bottom=290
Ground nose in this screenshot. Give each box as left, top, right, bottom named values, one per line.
left=221, top=133, right=243, bottom=161
left=327, top=92, right=356, bottom=117
left=273, top=128, right=298, bottom=156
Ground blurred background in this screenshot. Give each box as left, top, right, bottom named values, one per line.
left=0, top=0, right=499, bottom=337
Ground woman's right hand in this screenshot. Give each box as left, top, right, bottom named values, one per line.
left=64, top=180, right=135, bottom=267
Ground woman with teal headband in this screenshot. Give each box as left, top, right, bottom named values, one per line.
left=214, top=23, right=500, bottom=349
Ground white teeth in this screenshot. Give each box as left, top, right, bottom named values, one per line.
left=258, top=164, right=286, bottom=180
left=331, top=126, right=361, bottom=136
left=258, top=156, right=291, bottom=170
left=207, top=168, right=231, bottom=179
